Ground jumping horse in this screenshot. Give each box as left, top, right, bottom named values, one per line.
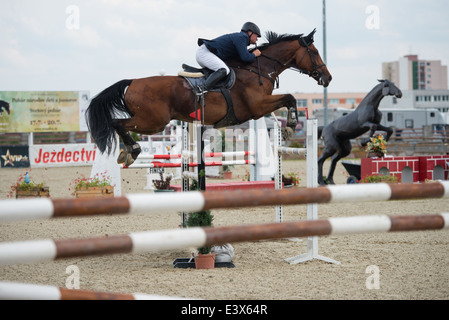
left=86, top=29, right=332, bottom=166
left=317, top=79, right=402, bottom=185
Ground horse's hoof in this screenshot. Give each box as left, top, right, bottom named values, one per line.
left=124, top=154, right=135, bottom=167
left=117, top=151, right=127, bottom=164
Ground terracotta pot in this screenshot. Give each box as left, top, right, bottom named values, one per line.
left=222, top=171, right=232, bottom=179
left=194, top=252, right=215, bottom=269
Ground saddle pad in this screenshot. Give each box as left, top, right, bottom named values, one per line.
left=180, top=68, right=236, bottom=92
left=177, top=71, right=204, bottom=78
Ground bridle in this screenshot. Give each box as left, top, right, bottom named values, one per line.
left=292, top=37, right=327, bottom=78
left=230, top=37, right=327, bottom=88
left=261, top=37, right=327, bottom=80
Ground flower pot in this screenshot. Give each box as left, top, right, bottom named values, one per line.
left=15, top=186, right=50, bottom=199
left=194, top=252, right=216, bottom=269
left=367, top=152, right=384, bottom=158
left=75, top=186, right=114, bottom=198
left=222, top=171, right=232, bottom=179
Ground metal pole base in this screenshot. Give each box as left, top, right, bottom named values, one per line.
left=285, top=236, right=340, bottom=265
left=285, top=253, right=340, bottom=265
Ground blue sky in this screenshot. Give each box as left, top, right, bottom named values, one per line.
left=1, top=0, right=449, bottom=97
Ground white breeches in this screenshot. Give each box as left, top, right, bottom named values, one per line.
left=196, top=44, right=230, bottom=75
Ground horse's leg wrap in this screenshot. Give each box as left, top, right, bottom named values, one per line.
left=131, top=143, right=141, bottom=160
left=286, top=107, right=298, bottom=130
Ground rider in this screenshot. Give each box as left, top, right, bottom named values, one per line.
left=196, top=22, right=262, bottom=92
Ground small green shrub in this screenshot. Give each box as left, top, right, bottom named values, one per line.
left=359, top=174, right=399, bottom=184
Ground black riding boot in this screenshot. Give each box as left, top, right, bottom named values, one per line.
left=203, top=68, right=227, bottom=92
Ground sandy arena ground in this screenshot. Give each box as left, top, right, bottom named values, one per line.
left=0, top=160, right=448, bottom=300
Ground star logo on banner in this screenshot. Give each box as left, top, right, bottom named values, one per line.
left=1, top=149, right=15, bottom=166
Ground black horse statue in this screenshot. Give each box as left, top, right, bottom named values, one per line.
left=317, top=79, right=402, bottom=185
left=0, top=100, right=10, bottom=116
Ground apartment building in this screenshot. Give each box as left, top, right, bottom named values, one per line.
left=382, top=54, right=448, bottom=91
left=291, top=92, right=366, bottom=115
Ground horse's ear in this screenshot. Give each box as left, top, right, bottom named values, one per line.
left=382, top=81, right=390, bottom=95
left=306, top=28, right=316, bottom=42
left=300, top=28, right=317, bottom=46
left=310, top=28, right=317, bottom=37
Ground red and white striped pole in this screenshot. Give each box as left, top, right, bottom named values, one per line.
left=0, top=213, right=448, bottom=266
left=0, top=181, right=448, bottom=223
left=124, top=159, right=255, bottom=168
left=0, top=281, right=191, bottom=300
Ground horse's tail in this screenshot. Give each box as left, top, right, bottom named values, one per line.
left=85, top=79, right=133, bottom=154
left=317, top=126, right=324, bottom=139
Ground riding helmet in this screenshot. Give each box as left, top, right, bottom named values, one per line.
left=241, top=22, right=261, bottom=37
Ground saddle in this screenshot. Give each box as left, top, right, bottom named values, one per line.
left=179, top=64, right=240, bottom=128
left=179, top=64, right=236, bottom=90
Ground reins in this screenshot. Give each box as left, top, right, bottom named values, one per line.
left=230, top=37, right=327, bottom=89
left=230, top=64, right=280, bottom=88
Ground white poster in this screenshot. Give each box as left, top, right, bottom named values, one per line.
left=30, top=144, right=97, bottom=168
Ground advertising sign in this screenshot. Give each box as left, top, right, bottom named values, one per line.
left=0, top=146, right=31, bottom=168
left=29, top=144, right=97, bottom=168
left=0, top=91, right=90, bottom=133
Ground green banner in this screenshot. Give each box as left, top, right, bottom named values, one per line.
left=0, top=91, right=86, bottom=133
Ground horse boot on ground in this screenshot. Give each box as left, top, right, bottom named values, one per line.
left=201, top=68, right=227, bottom=93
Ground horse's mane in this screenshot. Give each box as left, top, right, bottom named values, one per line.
left=255, top=31, right=303, bottom=51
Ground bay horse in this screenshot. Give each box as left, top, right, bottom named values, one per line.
left=317, top=79, right=402, bottom=185
left=86, top=29, right=332, bottom=166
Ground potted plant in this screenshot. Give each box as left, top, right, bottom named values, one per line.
left=152, top=172, right=174, bottom=192
left=270, top=171, right=301, bottom=187
left=70, top=171, right=114, bottom=198
left=283, top=171, right=301, bottom=187
left=359, top=174, right=399, bottom=184
left=185, top=178, right=215, bottom=269
left=221, top=165, right=233, bottom=179
left=9, top=172, right=49, bottom=199
left=366, top=134, right=387, bottom=158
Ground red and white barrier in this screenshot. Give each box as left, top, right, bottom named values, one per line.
left=0, top=281, right=191, bottom=300
left=361, top=155, right=449, bottom=183
left=137, top=151, right=254, bottom=160
left=1, top=181, right=448, bottom=223
left=0, top=213, right=448, bottom=266
left=125, top=159, right=255, bottom=169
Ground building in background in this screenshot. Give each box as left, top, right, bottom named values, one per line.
left=291, top=92, right=366, bottom=115
left=382, top=54, right=448, bottom=91
left=289, top=54, right=449, bottom=120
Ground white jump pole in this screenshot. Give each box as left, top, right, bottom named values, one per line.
left=271, top=114, right=283, bottom=223
left=285, top=118, right=340, bottom=264
left=90, top=133, right=122, bottom=196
